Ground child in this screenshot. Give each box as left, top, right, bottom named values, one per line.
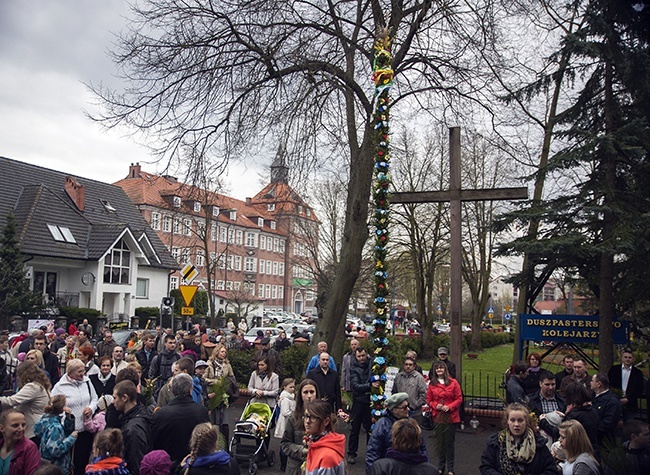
left=83, top=395, right=113, bottom=434
left=84, top=429, right=130, bottom=475
left=274, top=378, right=296, bottom=471
left=34, top=395, right=78, bottom=475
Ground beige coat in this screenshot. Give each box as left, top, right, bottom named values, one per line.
left=0, top=381, right=50, bottom=438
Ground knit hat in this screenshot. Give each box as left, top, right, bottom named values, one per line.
left=140, top=450, right=173, bottom=475
left=386, top=392, right=409, bottom=410
left=55, top=328, right=66, bottom=336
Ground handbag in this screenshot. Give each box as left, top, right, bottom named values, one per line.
left=63, top=412, right=76, bottom=435
left=421, top=410, right=434, bottom=431
left=226, top=375, right=240, bottom=403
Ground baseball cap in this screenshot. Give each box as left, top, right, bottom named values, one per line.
left=438, top=347, right=449, bottom=355
left=195, top=360, right=208, bottom=369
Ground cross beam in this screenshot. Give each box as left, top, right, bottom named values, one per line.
left=391, top=127, right=528, bottom=382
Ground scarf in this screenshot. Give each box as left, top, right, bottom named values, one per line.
left=497, top=428, right=537, bottom=475
left=529, top=366, right=541, bottom=373
left=258, top=370, right=268, bottom=380
left=212, top=358, right=225, bottom=379
left=97, top=372, right=112, bottom=385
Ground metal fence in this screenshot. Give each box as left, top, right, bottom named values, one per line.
left=461, top=370, right=506, bottom=412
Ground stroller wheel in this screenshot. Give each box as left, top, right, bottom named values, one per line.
left=249, top=462, right=258, bottom=475
left=268, top=450, right=276, bottom=467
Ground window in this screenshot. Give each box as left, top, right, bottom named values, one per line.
left=307, top=208, right=311, bottom=216
left=298, top=205, right=303, bottom=214
left=212, top=206, right=219, bottom=217
left=193, top=201, right=201, bottom=213
left=218, top=255, right=226, bottom=270
left=245, top=232, right=257, bottom=247
left=279, top=263, right=285, bottom=276
left=197, top=220, right=206, bottom=238
left=244, top=257, right=257, bottom=272
left=265, top=285, right=271, bottom=298
left=236, top=230, right=243, bottom=245
left=170, top=276, right=179, bottom=290
left=226, top=281, right=233, bottom=290
left=196, top=250, right=205, bottom=267
left=270, top=221, right=276, bottom=230
left=278, top=286, right=284, bottom=299
left=229, top=210, right=237, bottom=220
left=234, top=281, right=241, bottom=291
left=136, top=278, right=149, bottom=298
left=267, top=203, right=275, bottom=211
left=211, top=224, right=217, bottom=241
left=220, top=226, right=227, bottom=243
left=151, top=212, right=161, bottom=230
left=234, top=255, right=242, bottom=271
left=227, top=255, right=234, bottom=270
left=228, top=228, right=234, bottom=244
left=183, top=219, right=192, bottom=236
left=266, top=262, right=272, bottom=275
left=273, top=238, right=279, bottom=253
left=272, top=285, right=277, bottom=299
left=173, top=218, right=182, bottom=234
left=100, top=199, right=117, bottom=212
left=217, top=280, right=225, bottom=290
left=259, top=259, right=265, bottom=274
left=47, top=224, right=76, bottom=243
left=258, top=284, right=264, bottom=297
left=279, top=240, right=285, bottom=253
left=171, top=247, right=180, bottom=261
left=260, top=236, right=266, bottom=249
left=272, top=262, right=278, bottom=275
left=173, top=196, right=181, bottom=208
left=163, top=216, right=172, bottom=233
left=257, top=217, right=264, bottom=227
left=103, top=239, right=130, bottom=284
left=182, top=248, right=191, bottom=264
left=210, top=252, right=216, bottom=265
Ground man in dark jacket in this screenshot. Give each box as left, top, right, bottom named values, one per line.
left=148, top=334, right=180, bottom=398
left=608, top=348, right=645, bottom=422
left=347, top=347, right=379, bottom=465
left=34, top=335, right=60, bottom=386
left=113, top=380, right=152, bottom=475
left=307, top=352, right=341, bottom=413
left=96, top=331, right=118, bottom=358
left=135, top=333, right=157, bottom=385
left=151, top=373, right=210, bottom=464
left=506, top=362, right=528, bottom=404
left=528, top=371, right=566, bottom=418
left=591, top=372, right=622, bottom=450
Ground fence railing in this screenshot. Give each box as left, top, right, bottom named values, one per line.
left=461, top=370, right=506, bottom=412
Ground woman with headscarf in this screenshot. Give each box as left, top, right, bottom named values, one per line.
left=480, top=403, right=557, bottom=475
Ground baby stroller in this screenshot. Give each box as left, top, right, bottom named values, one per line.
left=229, top=399, right=276, bottom=475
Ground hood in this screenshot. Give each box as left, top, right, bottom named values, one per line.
left=310, top=432, right=346, bottom=458
left=278, top=390, right=295, bottom=402
left=184, top=451, right=230, bottom=468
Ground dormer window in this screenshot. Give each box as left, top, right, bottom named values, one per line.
left=306, top=208, right=311, bottom=216
left=257, top=217, right=264, bottom=227
left=229, top=210, right=237, bottom=220
left=100, top=199, right=116, bottom=213
left=193, top=201, right=201, bottom=213
left=270, top=221, right=276, bottom=230
left=212, top=206, right=219, bottom=217
left=173, top=196, right=182, bottom=208
left=47, top=224, right=77, bottom=244
left=298, top=205, right=303, bottom=214
left=267, top=203, right=275, bottom=211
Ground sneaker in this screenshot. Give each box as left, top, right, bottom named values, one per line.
left=347, top=456, right=356, bottom=464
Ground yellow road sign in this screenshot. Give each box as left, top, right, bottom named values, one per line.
left=180, top=263, right=198, bottom=283
left=181, top=307, right=194, bottom=316
left=179, top=285, right=198, bottom=306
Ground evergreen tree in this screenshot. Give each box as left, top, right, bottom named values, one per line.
left=0, top=213, right=39, bottom=328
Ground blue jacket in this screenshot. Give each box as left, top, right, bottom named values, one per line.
left=365, top=412, right=427, bottom=473
left=305, top=354, right=337, bottom=375
left=34, top=413, right=77, bottom=474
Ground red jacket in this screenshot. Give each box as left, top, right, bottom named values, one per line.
left=0, top=436, right=40, bottom=475
left=305, top=432, right=346, bottom=475
left=426, top=378, right=463, bottom=424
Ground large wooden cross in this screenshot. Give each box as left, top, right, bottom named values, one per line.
left=391, top=127, right=528, bottom=382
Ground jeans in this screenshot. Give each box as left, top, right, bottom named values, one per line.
left=348, top=399, right=372, bottom=457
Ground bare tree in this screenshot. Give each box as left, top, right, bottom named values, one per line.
left=90, top=0, right=480, bottom=360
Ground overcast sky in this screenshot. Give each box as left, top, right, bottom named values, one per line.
left=0, top=0, right=263, bottom=200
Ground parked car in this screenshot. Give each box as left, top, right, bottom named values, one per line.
left=244, top=327, right=281, bottom=345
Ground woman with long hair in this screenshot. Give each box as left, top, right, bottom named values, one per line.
left=369, top=418, right=436, bottom=475
left=181, top=423, right=239, bottom=475
left=52, top=359, right=99, bottom=475
left=558, top=420, right=599, bottom=474
left=522, top=353, right=544, bottom=395
left=0, top=360, right=50, bottom=441
left=281, top=379, right=320, bottom=475
left=247, top=356, right=279, bottom=408
left=204, top=345, right=235, bottom=427
left=24, top=349, right=52, bottom=384
left=480, top=403, right=557, bottom=475
left=0, top=409, right=40, bottom=475
left=84, top=429, right=129, bottom=475
left=34, top=395, right=78, bottom=474
left=303, top=399, right=345, bottom=475
left=89, top=356, right=115, bottom=397
left=426, top=360, right=463, bottom=475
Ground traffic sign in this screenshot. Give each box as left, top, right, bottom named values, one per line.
left=181, top=307, right=194, bottom=316
left=488, top=306, right=494, bottom=314
left=180, top=263, right=198, bottom=283
left=179, top=285, right=198, bottom=306
left=504, top=313, right=511, bottom=320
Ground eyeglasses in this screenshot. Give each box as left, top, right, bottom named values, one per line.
left=302, top=414, right=321, bottom=422
left=395, top=403, right=410, bottom=410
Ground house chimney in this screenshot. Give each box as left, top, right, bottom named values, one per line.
left=246, top=197, right=252, bottom=206
left=64, top=177, right=85, bottom=211
left=129, top=163, right=141, bottom=178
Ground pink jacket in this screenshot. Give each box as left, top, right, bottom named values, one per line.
left=0, top=436, right=40, bottom=475
left=426, top=378, right=463, bottom=424
left=83, top=411, right=107, bottom=433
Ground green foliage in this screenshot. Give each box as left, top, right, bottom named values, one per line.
left=466, top=331, right=515, bottom=349
left=0, top=213, right=41, bottom=327
left=59, top=307, right=103, bottom=328
left=277, top=344, right=310, bottom=381
left=135, top=307, right=160, bottom=318
left=194, top=290, right=209, bottom=315
left=228, top=347, right=255, bottom=384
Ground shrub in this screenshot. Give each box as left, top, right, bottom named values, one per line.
left=59, top=307, right=103, bottom=328
left=135, top=307, right=159, bottom=318
left=277, top=345, right=310, bottom=381
left=228, top=347, right=255, bottom=384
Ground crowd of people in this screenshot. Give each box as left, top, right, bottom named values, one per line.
left=1, top=324, right=649, bottom=475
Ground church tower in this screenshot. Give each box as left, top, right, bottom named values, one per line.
left=270, top=145, right=289, bottom=184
